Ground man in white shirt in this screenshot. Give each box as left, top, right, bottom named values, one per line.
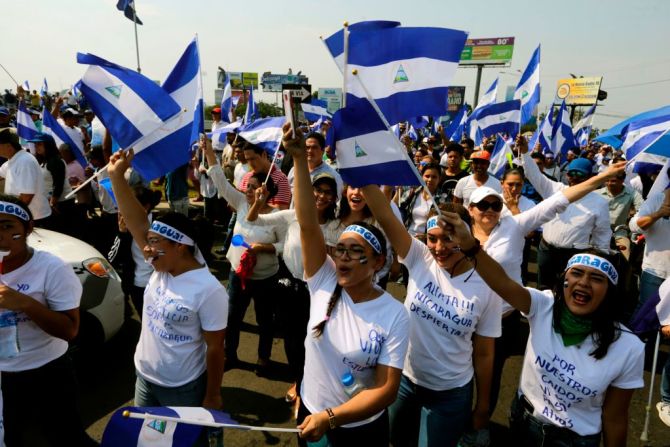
left=453, top=150, right=502, bottom=206
left=56, top=106, right=87, bottom=150
left=287, top=132, right=342, bottom=199
left=0, top=129, right=52, bottom=225
left=518, top=137, right=611, bottom=290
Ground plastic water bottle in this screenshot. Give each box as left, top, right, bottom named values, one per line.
left=341, top=371, right=365, bottom=398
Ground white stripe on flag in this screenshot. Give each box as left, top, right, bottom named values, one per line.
left=347, top=58, right=458, bottom=100
left=172, top=407, right=215, bottom=423
left=336, top=129, right=406, bottom=169
left=477, top=109, right=520, bottom=130
left=239, top=126, right=283, bottom=145
left=82, top=66, right=171, bottom=136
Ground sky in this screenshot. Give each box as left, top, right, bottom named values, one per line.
left=4, top=0, right=669, bottom=130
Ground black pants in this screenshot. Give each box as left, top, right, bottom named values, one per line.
left=297, top=401, right=389, bottom=447
left=2, top=354, right=97, bottom=447
left=536, top=239, right=576, bottom=290
left=276, top=276, right=311, bottom=385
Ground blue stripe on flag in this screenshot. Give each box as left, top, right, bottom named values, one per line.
left=339, top=160, right=419, bottom=188
left=324, top=21, right=401, bottom=58
left=163, top=42, right=200, bottom=93
left=238, top=117, right=285, bottom=156
left=132, top=125, right=193, bottom=180
left=42, top=108, right=88, bottom=168
left=17, top=102, right=39, bottom=141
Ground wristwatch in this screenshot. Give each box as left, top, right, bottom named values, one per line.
left=325, top=408, right=337, bottom=430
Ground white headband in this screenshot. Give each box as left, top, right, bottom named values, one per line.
left=341, top=225, right=382, bottom=254
left=0, top=201, right=30, bottom=221
left=565, top=254, right=618, bottom=285
left=149, top=221, right=195, bottom=246
left=426, top=216, right=439, bottom=232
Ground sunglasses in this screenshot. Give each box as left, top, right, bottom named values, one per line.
left=474, top=200, right=503, bottom=212
left=567, top=170, right=587, bottom=178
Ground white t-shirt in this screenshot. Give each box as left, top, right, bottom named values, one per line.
left=520, top=289, right=644, bottom=436
left=0, top=250, right=82, bottom=372
left=134, top=267, right=229, bottom=387
left=408, top=192, right=432, bottom=236
left=453, top=174, right=502, bottom=207
left=301, top=258, right=409, bottom=428
left=629, top=192, right=670, bottom=279
left=40, top=160, right=73, bottom=202
left=655, top=276, right=670, bottom=326
left=233, top=162, right=251, bottom=189
left=0, top=150, right=51, bottom=220
left=400, top=238, right=501, bottom=390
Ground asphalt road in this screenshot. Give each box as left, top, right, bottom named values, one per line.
left=69, top=209, right=670, bottom=446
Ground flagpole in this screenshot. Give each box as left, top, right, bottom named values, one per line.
left=350, top=70, right=442, bottom=216
left=0, top=62, right=19, bottom=86
left=65, top=164, right=109, bottom=199
left=342, top=21, right=349, bottom=108
left=132, top=1, right=141, bottom=73
left=123, top=410, right=301, bottom=433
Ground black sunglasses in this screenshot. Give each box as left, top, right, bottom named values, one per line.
left=474, top=200, right=503, bottom=212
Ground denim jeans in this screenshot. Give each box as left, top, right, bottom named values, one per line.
left=388, top=374, right=473, bottom=447
left=639, top=271, right=666, bottom=309
left=134, top=371, right=207, bottom=407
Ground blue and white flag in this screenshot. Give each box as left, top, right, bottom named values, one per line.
left=301, top=99, right=332, bottom=122
left=40, top=78, right=48, bottom=96
left=514, top=45, right=541, bottom=125
left=102, top=406, right=237, bottom=447
left=621, top=113, right=670, bottom=161
left=573, top=103, right=596, bottom=147
left=76, top=52, right=182, bottom=151
left=648, top=157, right=670, bottom=197
left=208, top=119, right=242, bottom=147
left=325, top=23, right=468, bottom=125
left=332, top=96, right=420, bottom=187
left=220, top=72, right=234, bottom=123
left=528, top=111, right=553, bottom=153
left=310, top=116, right=324, bottom=132
left=243, top=86, right=259, bottom=125
left=445, top=106, right=468, bottom=142
left=489, top=135, right=513, bottom=179
left=477, top=78, right=498, bottom=109
left=21, top=80, right=30, bottom=92
left=42, top=108, right=87, bottom=167
left=238, top=117, right=285, bottom=156
left=116, top=0, right=142, bottom=25
left=473, top=100, right=520, bottom=139
left=407, top=116, right=430, bottom=129
left=406, top=125, right=418, bottom=141
left=468, top=78, right=499, bottom=141
left=16, top=102, right=39, bottom=141
left=550, top=101, right=577, bottom=158
left=129, top=39, right=204, bottom=181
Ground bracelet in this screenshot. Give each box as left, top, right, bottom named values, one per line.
left=461, top=238, right=481, bottom=258
left=325, top=407, right=337, bottom=430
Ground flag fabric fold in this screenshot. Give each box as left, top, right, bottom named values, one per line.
left=238, top=117, right=285, bottom=157
left=550, top=101, right=577, bottom=158
left=489, top=135, right=513, bottom=179
left=243, top=86, right=259, bottom=125
left=220, top=72, right=234, bottom=123
left=332, top=96, right=420, bottom=187
left=471, top=100, right=520, bottom=140
left=621, top=113, right=670, bottom=161
left=514, top=45, right=540, bottom=125
left=16, top=102, right=39, bottom=141
left=116, top=0, right=143, bottom=25
left=445, top=106, right=468, bottom=142
left=76, top=52, right=182, bottom=151
left=42, top=108, right=87, bottom=168
left=301, top=99, right=332, bottom=122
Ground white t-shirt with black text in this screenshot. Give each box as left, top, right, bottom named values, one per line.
left=0, top=150, right=51, bottom=220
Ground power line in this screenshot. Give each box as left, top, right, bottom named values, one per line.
left=605, top=78, right=670, bottom=90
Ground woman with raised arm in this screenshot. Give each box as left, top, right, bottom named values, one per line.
left=282, top=123, right=409, bottom=447
left=440, top=211, right=644, bottom=447
left=361, top=183, right=500, bottom=447
left=106, top=150, right=228, bottom=414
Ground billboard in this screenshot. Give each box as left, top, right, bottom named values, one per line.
left=459, top=37, right=515, bottom=66
left=220, top=72, right=258, bottom=90
left=261, top=73, right=309, bottom=92
left=318, top=88, right=343, bottom=114
left=554, top=77, right=603, bottom=106
left=442, top=86, right=466, bottom=122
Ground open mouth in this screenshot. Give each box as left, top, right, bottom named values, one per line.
left=571, top=290, right=591, bottom=305
left=349, top=196, right=363, bottom=205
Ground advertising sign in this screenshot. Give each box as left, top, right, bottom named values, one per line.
left=443, top=86, right=466, bottom=122
left=460, top=37, right=515, bottom=66
left=318, top=88, right=343, bottom=114
left=261, top=73, right=309, bottom=92
left=554, top=77, right=603, bottom=106
left=226, top=72, right=259, bottom=90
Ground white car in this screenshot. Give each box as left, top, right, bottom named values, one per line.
left=28, top=229, right=125, bottom=345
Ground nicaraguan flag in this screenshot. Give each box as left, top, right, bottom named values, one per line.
left=489, top=135, right=513, bottom=179
left=243, top=86, right=259, bottom=125
left=208, top=119, right=242, bottom=147
left=406, top=125, right=418, bottom=141
left=323, top=20, right=401, bottom=69
left=21, top=80, right=30, bottom=92
left=407, top=116, right=430, bottom=129
left=72, top=83, right=82, bottom=97
left=42, top=108, right=87, bottom=167
left=76, top=52, right=182, bottom=151
left=473, top=100, right=520, bottom=139
left=116, top=0, right=142, bottom=25
left=238, top=117, right=285, bottom=156
left=332, top=96, right=420, bottom=187
left=550, top=101, right=577, bottom=158
left=528, top=112, right=553, bottom=154
left=220, top=72, right=234, bottom=123
left=573, top=103, right=596, bottom=147
left=301, top=99, right=332, bottom=122
left=514, top=45, right=540, bottom=125
left=648, top=157, right=670, bottom=197
left=101, top=406, right=237, bottom=447
left=129, top=39, right=204, bottom=181
left=477, top=78, right=498, bottom=109
left=445, top=106, right=468, bottom=142
left=621, top=113, right=670, bottom=161
left=310, top=116, right=325, bottom=132
left=325, top=22, right=468, bottom=125
left=40, top=78, right=48, bottom=96
left=16, top=102, right=39, bottom=141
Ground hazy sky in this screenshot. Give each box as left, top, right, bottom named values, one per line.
left=4, top=0, right=669, bottom=129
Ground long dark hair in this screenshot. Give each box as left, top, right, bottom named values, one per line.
left=338, top=185, right=372, bottom=221
left=552, top=249, right=624, bottom=359
left=312, top=222, right=387, bottom=338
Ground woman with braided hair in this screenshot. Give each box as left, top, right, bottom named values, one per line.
left=282, top=123, right=409, bottom=447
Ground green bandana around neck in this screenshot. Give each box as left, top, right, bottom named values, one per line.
left=556, top=300, right=593, bottom=347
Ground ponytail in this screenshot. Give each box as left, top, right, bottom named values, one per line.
left=312, top=284, right=343, bottom=338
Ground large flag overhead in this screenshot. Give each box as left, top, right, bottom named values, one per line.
left=116, top=0, right=142, bottom=25
left=514, top=45, right=541, bottom=125
left=16, top=102, right=39, bottom=141
left=323, top=20, right=401, bottom=69
left=220, top=72, right=234, bottom=123
left=325, top=22, right=468, bottom=125
left=473, top=99, right=521, bottom=139
left=332, top=96, right=420, bottom=187
left=42, top=108, right=87, bottom=168
left=550, top=100, right=577, bottom=158
left=76, top=52, right=181, bottom=151
left=238, top=117, right=285, bottom=156
left=301, top=99, right=332, bottom=122
left=129, top=39, right=203, bottom=180
left=621, top=113, right=670, bottom=161
left=595, top=104, right=670, bottom=148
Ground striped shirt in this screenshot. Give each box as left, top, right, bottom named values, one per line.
left=239, top=164, right=291, bottom=206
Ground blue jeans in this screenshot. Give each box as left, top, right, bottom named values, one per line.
left=639, top=271, right=666, bottom=309
left=134, top=371, right=207, bottom=407
left=388, top=374, right=473, bottom=447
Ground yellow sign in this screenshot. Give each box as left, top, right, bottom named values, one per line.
left=554, top=77, right=603, bottom=106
